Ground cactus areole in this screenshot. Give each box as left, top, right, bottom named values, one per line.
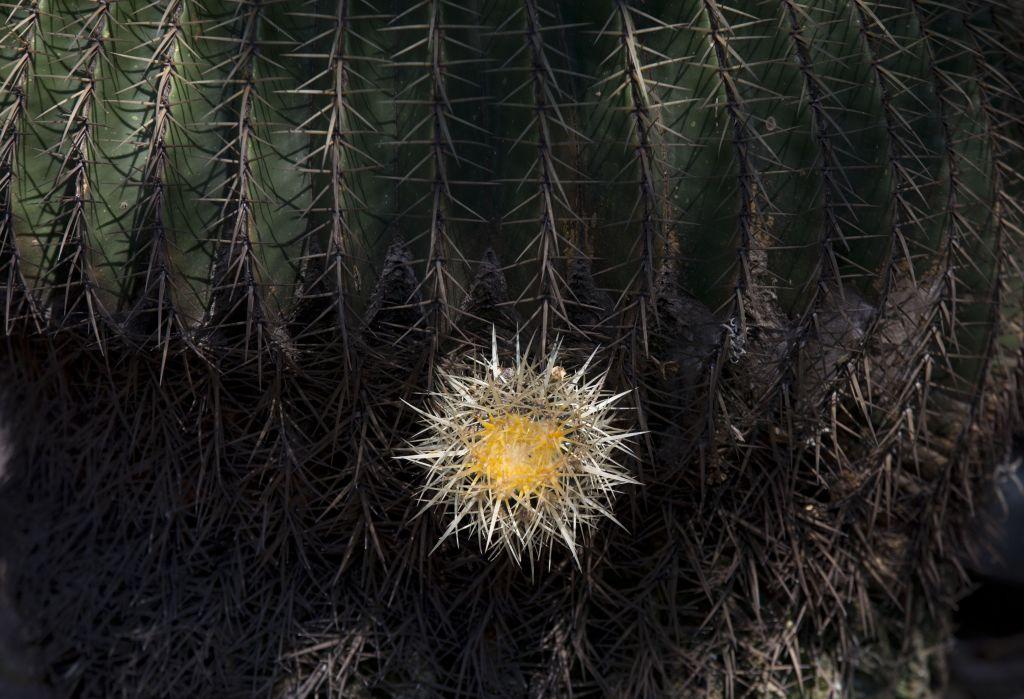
left=1, top=0, right=1022, bottom=696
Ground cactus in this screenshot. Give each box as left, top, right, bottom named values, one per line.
left=0, top=0, right=1022, bottom=696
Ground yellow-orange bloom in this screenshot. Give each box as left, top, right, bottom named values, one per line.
left=402, top=333, right=640, bottom=567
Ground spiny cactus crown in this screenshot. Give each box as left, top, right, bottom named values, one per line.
left=404, top=333, right=639, bottom=566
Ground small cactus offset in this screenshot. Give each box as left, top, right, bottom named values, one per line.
left=0, top=0, right=1022, bottom=696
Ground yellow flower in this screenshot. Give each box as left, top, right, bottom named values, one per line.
left=402, top=331, right=640, bottom=567
left=466, top=414, right=567, bottom=499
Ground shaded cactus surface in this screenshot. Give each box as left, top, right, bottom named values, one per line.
left=1, top=0, right=1023, bottom=696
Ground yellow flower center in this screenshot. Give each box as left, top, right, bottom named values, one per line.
left=467, top=414, right=566, bottom=498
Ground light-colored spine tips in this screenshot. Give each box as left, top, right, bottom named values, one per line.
left=403, top=334, right=640, bottom=566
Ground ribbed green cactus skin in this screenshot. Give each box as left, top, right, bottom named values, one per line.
left=0, top=1, right=1022, bottom=697
left=0, top=0, right=1006, bottom=350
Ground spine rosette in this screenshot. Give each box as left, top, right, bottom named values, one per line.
left=404, top=334, right=639, bottom=566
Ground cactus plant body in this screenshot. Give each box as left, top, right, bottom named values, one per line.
left=1, top=0, right=1023, bottom=696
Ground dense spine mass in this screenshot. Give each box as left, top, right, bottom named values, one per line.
left=0, top=0, right=1021, bottom=696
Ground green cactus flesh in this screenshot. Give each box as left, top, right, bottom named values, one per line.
left=0, top=0, right=1022, bottom=696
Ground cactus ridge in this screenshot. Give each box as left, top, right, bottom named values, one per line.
left=1, top=0, right=1023, bottom=696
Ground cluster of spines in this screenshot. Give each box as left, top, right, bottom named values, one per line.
left=404, top=338, right=638, bottom=566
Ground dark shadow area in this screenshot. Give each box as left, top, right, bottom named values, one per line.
left=0, top=331, right=1014, bottom=697
left=949, top=458, right=1024, bottom=699
left=955, top=578, right=1024, bottom=641
left=0, top=428, right=50, bottom=698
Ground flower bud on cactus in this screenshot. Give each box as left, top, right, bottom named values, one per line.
left=404, top=334, right=639, bottom=565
